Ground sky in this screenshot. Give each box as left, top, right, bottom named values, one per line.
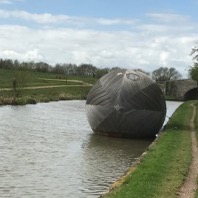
left=0, top=0, right=198, bottom=78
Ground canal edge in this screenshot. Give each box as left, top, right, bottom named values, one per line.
left=100, top=135, right=160, bottom=197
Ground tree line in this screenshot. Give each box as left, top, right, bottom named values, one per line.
left=0, top=59, right=124, bottom=78
left=0, top=58, right=183, bottom=81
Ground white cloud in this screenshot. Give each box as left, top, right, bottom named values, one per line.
left=0, top=9, right=136, bottom=26
left=147, top=13, right=191, bottom=23
left=1, top=49, right=44, bottom=62
left=160, top=51, right=169, bottom=66
left=96, top=18, right=136, bottom=25
left=0, top=0, right=22, bottom=4
left=0, top=10, right=70, bottom=24
left=0, top=11, right=197, bottom=78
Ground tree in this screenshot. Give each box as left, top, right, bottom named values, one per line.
left=76, top=64, right=97, bottom=76
left=190, top=46, right=198, bottom=61
left=152, top=67, right=181, bottom=82
left=53, top=63, right=65, bottom=74
left=96, top=68, right=109, bottom=78
left=0, top=59, right=14, bottom=69
left=33, top=62, right=51, bottom=73
left=189, top=46, right=198, bottom=82
left=12, top=69, right=32, bottom=98
left=61, top=63, right=77, bottom=75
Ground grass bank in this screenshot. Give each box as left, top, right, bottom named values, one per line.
left=103, top=101, right=196, bottom=198
left=0, top=86, right=91, bottom=105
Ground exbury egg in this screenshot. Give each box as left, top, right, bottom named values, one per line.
left=86, top=69, right=166, bottom=139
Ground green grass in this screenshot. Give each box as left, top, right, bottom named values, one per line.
left=103, top=101, right=194, bottom=198
left=194, top=102, right=198, bottom=142
left=67, top=75, right=97, bottom=84
left=0, top=86, right=91, bottom=105
left=0, top=69, right=14, bottom=88
left=24, top=86, right=91, bottom=100
left=0, top=69, right=94, bottom=88
left=0, top=68, right=95, bottom=105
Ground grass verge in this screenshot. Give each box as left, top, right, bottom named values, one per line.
left=0, top=86, right=92, bottom=105
left=194, top=102, right=198, bottom=142
left=103, top=101, right=195, bottom=198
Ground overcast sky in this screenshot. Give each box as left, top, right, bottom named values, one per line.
left=0, top=0, right=197, bottom=77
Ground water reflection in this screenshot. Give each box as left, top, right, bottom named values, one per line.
left=80, top=134, right=151, bottom=197
left=0, top=100, right=182, bottom=198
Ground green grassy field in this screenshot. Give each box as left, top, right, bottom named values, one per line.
left=103, top=101, right=196, bottom=198
left=0, top=69, right=95, bottom=105
left=0, top=69, right=96, bottom=88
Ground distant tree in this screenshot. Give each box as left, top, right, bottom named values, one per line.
left=96, top=68, right=109, bottom=78
left=13, top=59, right=20, bottom=69
left=152, top=67, right=181, bottom=82
left=0, top=59, right=14, bottom=69
left=62, top=63, right=77, bottom=75
left=34, top=62, right=51, bottom=73
left=52, top=63, right=65, bottom=74
left=76, top=64, right=97, bottom=76
left=189, top=46, right=198, bottom=82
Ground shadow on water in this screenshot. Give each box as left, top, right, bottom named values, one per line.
left=86, top=133, right=152, bottom=151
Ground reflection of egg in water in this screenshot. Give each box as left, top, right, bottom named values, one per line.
left=86, top=69, right=166, bottom=139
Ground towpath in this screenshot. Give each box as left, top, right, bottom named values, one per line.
left=178, top=104, right=198, bottom=198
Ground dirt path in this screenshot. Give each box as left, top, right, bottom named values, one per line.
left=178, top=104, right=198, bottom=198
left=38, top=78, right=93, bottom=86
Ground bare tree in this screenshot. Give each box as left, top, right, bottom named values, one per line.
left=189, top=45, right=198, bottom=81
left=190, top=46, right=198, bottom=62
left=152, top=67, right=181, bottom=82
left=12, top=69, right=31, bottom=98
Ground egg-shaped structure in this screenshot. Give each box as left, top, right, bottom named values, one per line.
left=86, top=69, right=166, bottom=139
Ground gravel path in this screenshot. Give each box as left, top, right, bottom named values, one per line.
left=178, top=104, right=198, bottom=198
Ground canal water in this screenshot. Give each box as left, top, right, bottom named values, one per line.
left=0, top=100, right=182, bottom=198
